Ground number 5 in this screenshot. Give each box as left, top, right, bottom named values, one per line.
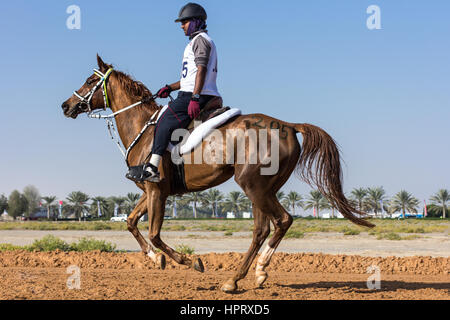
left=182, top=62, right=188, bottom=78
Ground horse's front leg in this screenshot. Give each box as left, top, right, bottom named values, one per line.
left=145, top=184, right=204, bottom=272
left=126, top=193, right=165, bottom=269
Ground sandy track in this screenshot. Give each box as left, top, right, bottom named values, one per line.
left=0, top=251, right=448, bottom=300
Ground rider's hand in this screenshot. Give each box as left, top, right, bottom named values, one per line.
left=156, top=85, right=172, bottom=98
left=188, top=100, right=200, bottom=119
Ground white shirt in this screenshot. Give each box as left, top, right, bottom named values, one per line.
left=179, top=32, right=220, bottom=97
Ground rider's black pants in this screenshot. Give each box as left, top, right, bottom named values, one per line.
left=151, top=91, right=214, bottom=156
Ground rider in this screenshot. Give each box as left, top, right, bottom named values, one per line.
left=139, top=2, right=220, bottom=183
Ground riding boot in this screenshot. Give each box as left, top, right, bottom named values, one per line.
left=143, top=163, right=161, bottom=183
left=125, top=163, right=160, bottom=183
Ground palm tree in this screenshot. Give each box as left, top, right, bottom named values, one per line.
left=223, top=191, right=249, bottom=218
left=282, top=191, right=303, bottom=216
left=124, top=193, right=141, bottom=215
left=350, top=188, right=368, bottom=212
left=41, top=196, right=56, bottom=219
left=391, top=190, right=420, bottom=219
left=277, top=191, right=289, bottom=211
left=166, top=195, right=180, bottom=218
left=184, top=192, right=206, bottom=218
left=91, top=196, right=109, bottom=218
left=366, top=187, right=386, bottom=217
left=66, top=191, right=90, bottom=221
left=304, top=190, right=328, bottom=218
left=201, top=189, right=224, bottom=218
left=109, top=196, right=127, bottom=216
left=430, top=189, right=450, bottom=219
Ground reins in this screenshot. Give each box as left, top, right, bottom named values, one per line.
left=73, top=67, right=172, bottom=167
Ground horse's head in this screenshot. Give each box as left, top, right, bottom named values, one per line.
left=62, top=54, right=113, bottom=119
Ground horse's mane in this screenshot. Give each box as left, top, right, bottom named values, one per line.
left=112, top=68, right=161, bottom=112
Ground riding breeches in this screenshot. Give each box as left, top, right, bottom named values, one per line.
left=151, top=91, right=214, bottom=156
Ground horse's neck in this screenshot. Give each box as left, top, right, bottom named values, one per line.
left=107, top=77, right=157, bottom=149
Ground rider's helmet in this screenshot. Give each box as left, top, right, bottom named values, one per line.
left=174, top=3, right=207, bottom=22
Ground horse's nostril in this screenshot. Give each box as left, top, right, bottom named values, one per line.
left=62, top=103, right=69, bottom=112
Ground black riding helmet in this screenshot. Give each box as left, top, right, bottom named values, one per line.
left=174, top=2, right=207, bottom=22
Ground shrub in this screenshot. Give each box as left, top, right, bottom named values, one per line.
left=0, top=243, right=23, bottom=251
left=27, top=235, right=71, bottom=251
left=0, top=235, right=117, bottom=252
left=70, top=237, right=116, bottom=252
left=175, top=244, right=195, bottom=254
left=224, top=231, right=233, bottom=236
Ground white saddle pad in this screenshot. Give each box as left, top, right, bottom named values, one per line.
left=167, top=108, right=241, bottom=155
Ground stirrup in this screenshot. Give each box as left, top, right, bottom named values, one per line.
left=125, top=164, right=160, bottom=183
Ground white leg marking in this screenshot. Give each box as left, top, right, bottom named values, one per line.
left=256, top=245, right=275, bottom=275
left=147, top=244, right=157, bottom=262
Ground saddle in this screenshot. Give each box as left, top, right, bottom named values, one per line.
left=187, top=96, right=230, bottom=132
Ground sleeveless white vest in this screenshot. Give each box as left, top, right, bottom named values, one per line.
left=179, top=32, right=220, bottom=97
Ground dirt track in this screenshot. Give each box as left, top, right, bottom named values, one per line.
left=0, top=251, right=448, bottom=300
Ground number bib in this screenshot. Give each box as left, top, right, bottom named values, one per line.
left=179, top=32, right=220, bottom=97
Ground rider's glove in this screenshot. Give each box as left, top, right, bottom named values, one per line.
left=156, top=84, right=172, bottom=98
left=188, top=99, right=200, bottom=119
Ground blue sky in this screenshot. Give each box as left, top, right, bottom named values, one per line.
left=0, top=0, right=448, bottom=210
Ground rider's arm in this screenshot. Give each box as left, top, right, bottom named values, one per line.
left=192, top=35, right=211, bottom=96
left=193, top=66, right=207, bottom=95
left=168, top=81, right=180, bottom=91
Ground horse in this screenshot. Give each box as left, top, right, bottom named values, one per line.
left=61, top=55, right=375, bottom=292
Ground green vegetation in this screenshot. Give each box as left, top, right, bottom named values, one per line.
left=284, top=230, right=304, bottom=239
left=0, top=218, right=448, bottom=235
left=0, top=235, right=117, bottom=252
left=175, top=244, right=195, bottom=254
left=377, top=232, right=402, bottom=240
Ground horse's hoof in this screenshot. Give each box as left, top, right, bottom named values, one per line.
left=221, top=279, right=237, bottom=293
left=193, top=257, right=204, bottom=273
left=255, top=271, right=268, bottom=287
left=156, top=253, right=166, bottom=270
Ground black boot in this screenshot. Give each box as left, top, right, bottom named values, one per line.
left=125, top=163, right=160, bottom=183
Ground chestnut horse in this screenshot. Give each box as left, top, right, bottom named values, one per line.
left=61, top=55, right=374, bottom=292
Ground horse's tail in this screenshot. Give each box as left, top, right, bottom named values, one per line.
left=292, top=123, right=375, bottom=228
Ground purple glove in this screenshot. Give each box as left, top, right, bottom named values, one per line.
left=188, top=100, right=200, bottom=119
left=156, top=85, right=172, bottom=98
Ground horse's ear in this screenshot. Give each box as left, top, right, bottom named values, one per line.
left=96, top=54, right=108, bottom=72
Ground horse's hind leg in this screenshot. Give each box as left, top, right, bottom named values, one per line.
left=145, top=186, right=204, bottom=272
left=221, top=206, right=270, bottom=292
left=254, top=199, right=292, bottom=287
left=126, top=194, right=165, bottom=269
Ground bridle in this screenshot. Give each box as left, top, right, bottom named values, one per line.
left=73, top=68, right=114, bottom=113
left=72, top=67, right=171, bottom=166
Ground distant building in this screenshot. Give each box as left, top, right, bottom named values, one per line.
left=29, top=208, right=48, bottom=220
left=1, top=211, right=13, bottom=221
left=242, top=212, right=252, bottom=219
